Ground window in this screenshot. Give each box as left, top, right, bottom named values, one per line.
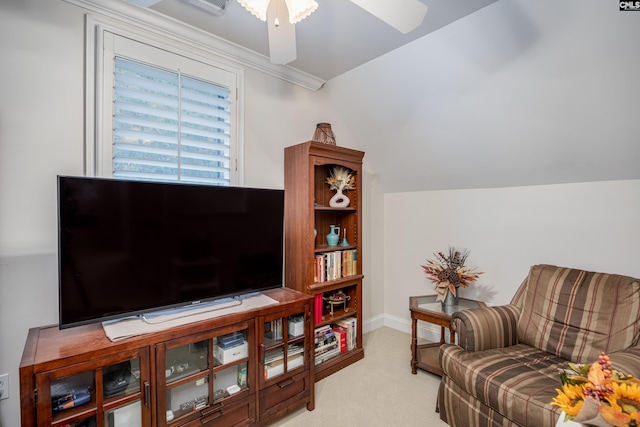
left=112, top=57, right=231, bottom=185
left=87, top=22, right=242, bottom=185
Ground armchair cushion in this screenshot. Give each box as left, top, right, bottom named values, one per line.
left=439, top=343, right=565, bottom=426
left=517, top=265, right=640, bottom=363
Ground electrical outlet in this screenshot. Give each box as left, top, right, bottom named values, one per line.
left=0, top=373, right=9, bottom=400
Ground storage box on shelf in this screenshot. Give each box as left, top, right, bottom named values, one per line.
left=20, top=288, right=313, bottom=427
left=284, top=141, right=365, bottom=382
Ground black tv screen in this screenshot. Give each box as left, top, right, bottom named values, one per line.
left=57, top=176, right=284, bottom=329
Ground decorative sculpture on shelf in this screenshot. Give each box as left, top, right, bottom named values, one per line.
left=326, top=225, right=340, bottom=246
left=326, top=166, right=355, bottom=208
left=323, top=291, right=350, bottom=316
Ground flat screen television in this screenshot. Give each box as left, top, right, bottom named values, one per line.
left=57, top=175, right=284, bottom=329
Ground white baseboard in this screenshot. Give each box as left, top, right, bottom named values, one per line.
left=363, top=314, right=452, bottom=343
left=362, top=314, right=385, bottom=334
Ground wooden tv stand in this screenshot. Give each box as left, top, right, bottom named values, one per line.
left=19, top=288, right=314, bottom=427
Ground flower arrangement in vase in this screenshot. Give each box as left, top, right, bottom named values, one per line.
left=326, top=166, right=355, bottom=208
left=552, top=352, right=640, bottom=426
left=421, top=247, right=482, bottom=303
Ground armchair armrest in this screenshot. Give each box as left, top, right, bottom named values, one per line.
left=452, top=304, right=521, bottom=351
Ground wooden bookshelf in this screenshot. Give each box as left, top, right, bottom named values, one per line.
left=284, top=141, right=365, bottom=381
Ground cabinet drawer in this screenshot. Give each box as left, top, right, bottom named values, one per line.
left=259, top=371, right=310, bottom=415
left=179, top=395, right=255, bottom=427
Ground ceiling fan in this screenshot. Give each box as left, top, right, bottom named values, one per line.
left=255, top=0, right=429, bottom=64
left=126, top=0, right=428, bottom=65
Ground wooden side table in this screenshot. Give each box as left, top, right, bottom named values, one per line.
left=410, top=295, right=486, bottom=375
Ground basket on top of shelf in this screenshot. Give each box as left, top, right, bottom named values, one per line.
left=312, top=123, right=336, bottom=145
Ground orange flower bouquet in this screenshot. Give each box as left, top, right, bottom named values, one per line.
left=551, top=353, right=640, bottom=426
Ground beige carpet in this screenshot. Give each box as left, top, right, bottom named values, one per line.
left=271, top=327, right=449, bottom=426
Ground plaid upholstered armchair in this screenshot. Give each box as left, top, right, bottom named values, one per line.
left=437, top=264, right=640, bottom=427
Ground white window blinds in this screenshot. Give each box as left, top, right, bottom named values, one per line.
left=113, top=57, right=231, bottom=185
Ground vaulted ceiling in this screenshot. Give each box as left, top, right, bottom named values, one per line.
left=126, top=0, right=497, bottom=81
left=318, top=1, right=640, bottom=192
left=124, top=0, right=640, bottom=193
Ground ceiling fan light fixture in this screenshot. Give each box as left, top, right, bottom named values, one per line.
left=283, top=0, right=318, bottom=24
left=238, top=0, right=271, bottom=21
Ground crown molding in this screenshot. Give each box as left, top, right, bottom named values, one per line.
left=62, top=0, right=325, bottom=91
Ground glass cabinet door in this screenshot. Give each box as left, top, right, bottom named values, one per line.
left=103, top=357, right=144, bottom=427
left=103, top=358, right=141, bottom=398
left=36, top=350, right=149, bottom=427
left=165, top=339, right=209, bottom=383
left=261, top=311, right=308, bottom=383
left=213, top=330, right=249, bottom=400
left=50, top=371, right=94, bottom=415
left=162, top=338, right=210, bottom=422
left=105, top=401, right=142, bottom=427
left=158, top=321, right=253, bottom=426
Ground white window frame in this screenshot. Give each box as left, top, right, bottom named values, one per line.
left=84, top=14, right=244, bottom=185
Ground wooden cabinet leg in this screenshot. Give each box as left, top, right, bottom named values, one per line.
left=411, top=317, right=417, bottom=374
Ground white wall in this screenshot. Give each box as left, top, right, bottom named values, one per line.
left=383, top=180, right=640, bottom=335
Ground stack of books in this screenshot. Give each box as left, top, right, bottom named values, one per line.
left=314, top=325, right=340, bottom=365
left=287, top=343, right=305, bottom=370
left=314, top=319, right=357, bottom=366
left=264, top=348, right=285, bottom=379
left=263, top=343, right=306, bottom=379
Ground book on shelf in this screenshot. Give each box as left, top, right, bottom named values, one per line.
left=314, top=332, right=337, bottom=352
left=314, top=294, right=323, bottom=324
left=342, top=249, right=357, bottom=277
left=314, top=255, right=325, bottom=283
left=335, top=317, right=357, bottom=351
left=327, top=251, right=341, bottom=282
left=315, top=342, right=338, bottom=357
left=315, top=346, right=341, bottom=365
left=288, top=353, right=304, bottom=370
left=264, top=358, right=284, bottom=380
left=287, top=344, right=305, bottom=357
left=314, top=249, right=358, bottom=283
left=333, top=326, right=347, bottom=353
left=265, top=318, right=284, bottom=340
left=314, top=325, right=331, bottom=337
left=264, top=348, right=284, bottom=364
left=314, top=326, right=337, bottom=353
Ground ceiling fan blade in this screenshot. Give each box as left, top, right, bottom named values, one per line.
left=349, top=0, right=428, bottom=34
left=267, top=0, right=297, bottom=64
